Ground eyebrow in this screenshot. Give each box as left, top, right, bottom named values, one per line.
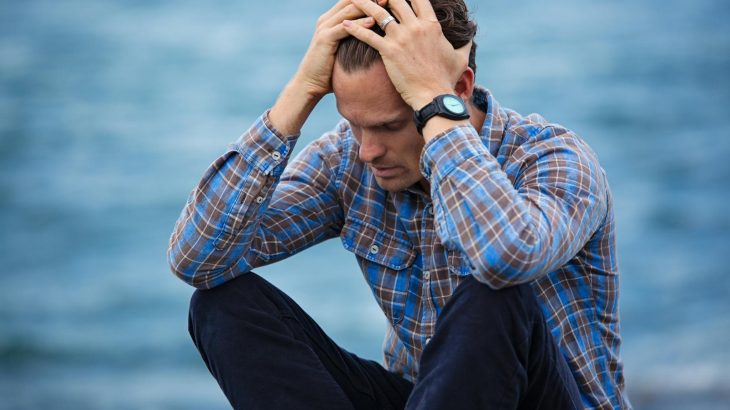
left=341, top=113, right=409, bottom=129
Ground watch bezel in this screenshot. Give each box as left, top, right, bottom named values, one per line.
left=440, top=95, right=467, bottom=115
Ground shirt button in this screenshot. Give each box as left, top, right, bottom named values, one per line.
left=255, top=196, right=264, bottom=204
left=423, top=270, right=430, bottom=280
left=425, top=337, right=431, bottom=345
left=428, top=205, right=434, bottom=215
left=271, top=151, right=281, bottom=161
left=369, top=245, right=379, bottom=254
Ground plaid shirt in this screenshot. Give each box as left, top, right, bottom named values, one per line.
left=168, top=87, right=629, bottom=409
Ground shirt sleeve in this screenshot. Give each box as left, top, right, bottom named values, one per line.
left=167, top=111, right=344, bottom=289
left=421, top=125, right=608, bottom=289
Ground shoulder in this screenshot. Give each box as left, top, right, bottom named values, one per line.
left=499, top=107, right=602, bottom=169
left=494, top=107, right=609, bottom=198
left=476, top=89, right=600, bottom=166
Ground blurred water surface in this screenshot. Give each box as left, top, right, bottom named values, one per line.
left=1, top=0, right=729, bottom=408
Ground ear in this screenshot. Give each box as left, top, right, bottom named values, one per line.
left=454, top=67, right=475, bottom=102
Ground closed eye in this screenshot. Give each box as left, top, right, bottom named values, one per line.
left=347, top=118, right=409, bottom=134
left=379, top=121, right=408, bottom=132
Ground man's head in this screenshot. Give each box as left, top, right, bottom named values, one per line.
left=332, top=0, right=478, bottom=192
left=336, top=0, right=478, bottom=74
left=334, top=60, right=425, bottom=192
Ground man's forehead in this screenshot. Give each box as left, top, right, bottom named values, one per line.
left=332, top=59, right=390, bottom=91
left=334, top=98, right=410, bottom=129
left=333, top=61, right=411, bottom=125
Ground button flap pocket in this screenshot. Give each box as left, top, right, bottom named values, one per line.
left=340, top=219, right=416, bottom=270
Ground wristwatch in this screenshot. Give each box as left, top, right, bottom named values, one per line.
left=413, top=94, right=470, bottom=135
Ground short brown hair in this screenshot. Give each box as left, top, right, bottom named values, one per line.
left=336, top=0, right=478, bottom=74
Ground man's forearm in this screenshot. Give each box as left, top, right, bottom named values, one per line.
left=270, top=1, right=379, bottom=135
left=167, top=112, right=295, bottom=289
left=421, top=125, right=608, bottom=288
left=269, top=77, right=322, bottom=136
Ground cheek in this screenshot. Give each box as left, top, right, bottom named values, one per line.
left=407, top=137, right=426, bottom=162
left=391, top=137, right=425, bottom=170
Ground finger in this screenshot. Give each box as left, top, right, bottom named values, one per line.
left=387, top=0, right=416, bottom=24
left=343, top=19, right=389, bottom=51
left=410, top=0, right=437, bottom=21
left=319, top=0, right=352, bottom=24
left=329, top=16, right=375, bottom=40
left=323, top=4, right=367, bottom=28
left=350, top=0, right=397, bottom=31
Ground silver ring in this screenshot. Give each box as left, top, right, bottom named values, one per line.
left=379, top=15, right=396, bottom=31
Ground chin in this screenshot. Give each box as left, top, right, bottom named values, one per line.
left=374, top=176, right=415, bottom=193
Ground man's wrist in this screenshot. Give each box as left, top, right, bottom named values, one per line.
left=269, top=79, right=322, bottom=136
left=422, top=117, right=470, bottom=143
left=413, top=91, right=471, bottom=142
left=410, top=87, right=456, bottom=111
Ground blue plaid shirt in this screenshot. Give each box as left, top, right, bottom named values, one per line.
left=168, top=87, right=629, bottom=409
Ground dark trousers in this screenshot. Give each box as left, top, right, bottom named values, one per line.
left=188, top=272, right=582, bottom=409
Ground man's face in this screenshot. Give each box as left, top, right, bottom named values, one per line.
left=332, top=60, right=426, bottom=193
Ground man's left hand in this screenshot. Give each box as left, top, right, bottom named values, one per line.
left=343, top=0, right=471, bottom=110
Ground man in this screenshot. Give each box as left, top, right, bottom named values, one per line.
left=168, top=0, right=630, bottom=408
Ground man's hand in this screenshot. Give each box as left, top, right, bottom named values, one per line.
left=295, top=0, right=381, bottom=99
left=343, top=0, right=471, bottom=111
left=269, top=0, right=379, bottom=135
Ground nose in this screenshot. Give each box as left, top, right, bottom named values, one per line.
left=358, top=131, right=386, bottom=164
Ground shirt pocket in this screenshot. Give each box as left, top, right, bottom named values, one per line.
left=447, top=249, right=473, bottom=277
left=340, top=218, right=416, bottom=326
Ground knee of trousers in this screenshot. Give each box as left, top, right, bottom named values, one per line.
left=188, top=272, right=275, bottom=332
left=455, top=277, right=538, bottom=315
left=442, top=277, right=542, bottom=331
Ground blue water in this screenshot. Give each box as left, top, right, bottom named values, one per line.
left=1, top=0, right=728, bottom=408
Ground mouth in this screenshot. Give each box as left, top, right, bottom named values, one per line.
left=371, top=165, right=401, bottom=178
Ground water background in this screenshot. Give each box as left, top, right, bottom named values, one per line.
left=1, top=0, right=729, bottom=408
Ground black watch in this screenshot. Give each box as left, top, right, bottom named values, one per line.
left=413, top=94, right=470, bottom=135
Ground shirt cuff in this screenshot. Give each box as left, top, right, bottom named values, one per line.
left=229, top=110, right=299, bottom=176
left=420, top=125, right=491, bottom=183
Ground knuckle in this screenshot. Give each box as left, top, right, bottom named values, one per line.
left=311, top=33, right=329, bottom=47
left=428, top=21, right=443, bottom=33
left=381, top=42, right=396, bottom=56
left=410, top=24, right=426, bottom=36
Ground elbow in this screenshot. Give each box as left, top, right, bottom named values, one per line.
left=167, top=245, right=212, bottom=290
left=472, top=263, right=544, bottom=290
left=472, top=273, right=515, bottom=290
left=167, top=250, right=193, bottom=287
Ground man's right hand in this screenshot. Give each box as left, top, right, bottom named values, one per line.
left=269, top=0, right=380, bottom=136
left=296, top=0, right=381, bottom=99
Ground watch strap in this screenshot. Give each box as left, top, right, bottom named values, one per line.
left=413, top=94, right=470, bottom=135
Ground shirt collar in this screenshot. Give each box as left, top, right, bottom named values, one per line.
left=472, top=86, right=508, bottom=155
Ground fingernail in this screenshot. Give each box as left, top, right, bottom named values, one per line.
left=343, top=20, right=352, bottom=27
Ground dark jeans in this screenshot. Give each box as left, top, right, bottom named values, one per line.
left=188, top=272, right=582, bottom=409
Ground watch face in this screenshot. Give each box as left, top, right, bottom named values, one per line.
left=442, top=96, right=466, bottom=114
